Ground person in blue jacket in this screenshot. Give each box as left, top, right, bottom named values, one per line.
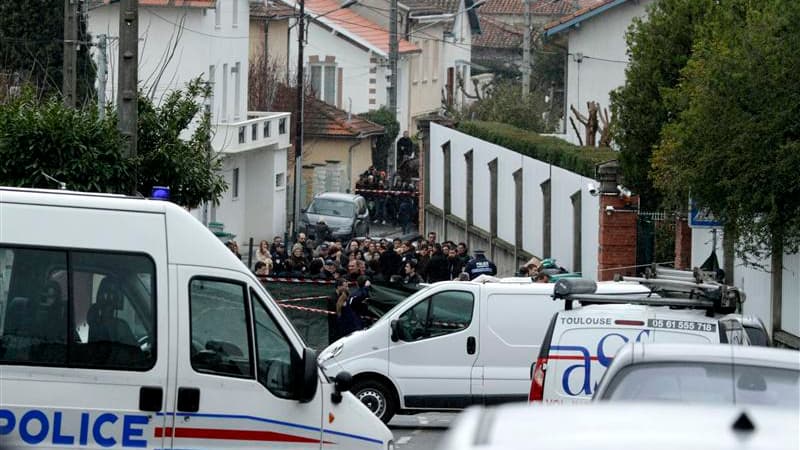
left=464, top=249, right=497, bottom=280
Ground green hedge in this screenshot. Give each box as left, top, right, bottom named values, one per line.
left=456, top=121, right=618, bottom=178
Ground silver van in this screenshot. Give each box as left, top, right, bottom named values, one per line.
left=300, top=192, right=370, bottom=240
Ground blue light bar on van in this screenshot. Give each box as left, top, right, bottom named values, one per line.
left=151, top=186, right=171, bottom=200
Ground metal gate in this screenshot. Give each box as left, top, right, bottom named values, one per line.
left=637, top=212, right=676, bottom=272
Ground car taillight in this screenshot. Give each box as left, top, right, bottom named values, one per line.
left=529, top=357, right=547, bottom=402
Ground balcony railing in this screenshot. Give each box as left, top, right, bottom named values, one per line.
left=211, top=112, right=291, bottom=154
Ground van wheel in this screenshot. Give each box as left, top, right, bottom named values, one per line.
left=352, top=379, right=396, bottom=424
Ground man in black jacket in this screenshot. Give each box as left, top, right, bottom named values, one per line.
left=427, top=243, right=450, bottom=282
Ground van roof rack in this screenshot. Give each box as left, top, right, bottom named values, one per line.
left=552, top=278, right=736, bottom=316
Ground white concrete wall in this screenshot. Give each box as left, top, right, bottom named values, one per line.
left=692, top=228, right=800, bottom=338
left=430, top=123, right=599, bottom=276
left=554, top=0, right=652, bottom=144
left=89, top=1, right=250, bottom=124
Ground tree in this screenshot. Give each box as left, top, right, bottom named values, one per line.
left=609, top=0, right=715, bottom=209
left=0, top=0, right=96, bottom=103
left=466, top=81, right=553, bottom=133
left=135, top=78, right=227, bottom=209
left=360, top=107, right=399, bottom=171
left=0, top=79, right=226, bottom=209
left=652, top=0, right=800, bottom=332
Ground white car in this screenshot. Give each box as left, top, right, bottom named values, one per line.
left=437, top=403, right=800, bottom=450
left=593, top=342, right=800, bottom=408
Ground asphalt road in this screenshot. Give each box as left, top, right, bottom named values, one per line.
left=388, top=413, right=457, bottom=450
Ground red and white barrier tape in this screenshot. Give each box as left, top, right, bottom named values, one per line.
left=278, top=303, right=377, bottom=322
left=355, top=188, right=418, bottom=196
left=259, top=277, right=337, bottom=284
left=276, top=295, right=329, bottom=303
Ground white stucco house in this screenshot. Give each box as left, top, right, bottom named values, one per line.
left=544, top=0, right=651, bottom=145
left=88, top=0, right=291, bottom=253
left=543, top=0, right=798, bottom=345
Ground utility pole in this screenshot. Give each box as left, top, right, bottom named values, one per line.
left=63, top=0, right=78, bottom=108
left=97, top=34, right=108, bottom=119
left=117, top=0, right=139, bottom=194
left=293, top=0, right=306, bottom=238
left=522, top=0, right=531, bottom=97
left=388, top=0, right=399, bottom=174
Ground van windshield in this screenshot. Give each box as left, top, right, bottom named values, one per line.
left=308, top=199, right=354, bottom=217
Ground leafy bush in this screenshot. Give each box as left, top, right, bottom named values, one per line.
left=359, top=107, right=399, bottom=171
left=456, top=121, right=617, bottom=178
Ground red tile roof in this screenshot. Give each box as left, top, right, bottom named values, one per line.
left=402, top=0, right=462, bottom=14
left=472, top=16, right=523, bottom=48
left=481, top=0, right=598, bottom=16
left=96, top=0, right=215, bottom=6
left=273, top=85, right=384, bottom=138
left=302, top=0, right=420, bottom=55
left=545, top=0, right=618, bottom=30
left=251, top=1, right=296, bottom=19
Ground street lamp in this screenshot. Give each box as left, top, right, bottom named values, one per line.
left=293, top=0, right=358, bottom=239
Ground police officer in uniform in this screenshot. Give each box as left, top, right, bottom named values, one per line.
left=464, top=249, right=497, bottom=280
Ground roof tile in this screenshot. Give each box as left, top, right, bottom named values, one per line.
left=472, top=16, right=523, bottom=48
left=545, top=0, right=617, bottom=30
left=301, top=0, right=420, bottom=55
left=273, top=86, right=385, bottom=138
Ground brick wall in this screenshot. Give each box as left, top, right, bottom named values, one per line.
left=598, top=195, right=638, bottom=281
left=674, top=216, right=692, bottom=269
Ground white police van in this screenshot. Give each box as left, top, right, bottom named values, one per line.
left=0, top=187, right=392, bottom=449
left=317, top=276, right=651, bottom=423
left=529, top=278, right=756, bottom=404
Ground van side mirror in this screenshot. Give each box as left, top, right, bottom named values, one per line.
left=300, top=208, right=307, bottom=213
left=390, top=319, right=403, bottom=342
left=331, top=371, right=353, bottom=404
left=297, top=348, right=319, bottom=403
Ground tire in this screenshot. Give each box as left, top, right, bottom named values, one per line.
left=352, top=379, right=396, bottom=424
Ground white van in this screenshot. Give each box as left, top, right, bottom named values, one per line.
left=317, top=277, right=650, bottom=422
left=529, top=278, right=754, bottom=404
left=0, top=187, right=392, bottom=449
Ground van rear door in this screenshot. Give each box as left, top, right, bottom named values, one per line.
left=544, top=309, right=654, bottom=403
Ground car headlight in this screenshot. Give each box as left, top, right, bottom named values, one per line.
left=319, top=342, right=344, bottom=363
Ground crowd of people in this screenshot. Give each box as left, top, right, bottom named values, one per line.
left=354, top=166, right=419, bottom=234
left=242, top=231, right=496, bottom=284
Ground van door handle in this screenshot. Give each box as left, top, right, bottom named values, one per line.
left=467, top=336, right=476, bottom=355
left=177, top=387, right=201, bottom=413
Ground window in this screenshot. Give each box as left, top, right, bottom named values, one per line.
left=423, top=40, right=430, bottom=82
left=275, top=172, right=285, bottom=188
left=0, top=247, right=156, bottom=370
left=215, top=2, right=221, bottom=27
left=232, top=0, right=238, bottom=27
left=232, top=168, right=240, bottom=198
left=251, top=289, right=295, bottom=398
left=263, top=120, right=270, bottom=138
left=397, top=291, right=474, bottom=342
left=234, top=62, right=241, bottom=119
left=208, top=65, right=215, bottom=115
left=279, top=118, right=286, bottom=134
left=222, top=63, right=228, bottom=121
left=431, top=41, right=439, bottom=81
left=309, top=63, right=337, bottom=105
left=189, top=278, right=252, bottom=378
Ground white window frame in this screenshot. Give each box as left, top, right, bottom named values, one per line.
left=309, top=62, right=337, bottom=105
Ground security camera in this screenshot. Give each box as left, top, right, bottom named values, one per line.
left=587, top=182, right=599, bottom=197
left=617, top=184, right=632, bottom=198
left=605, top=205, right=615, bottom=215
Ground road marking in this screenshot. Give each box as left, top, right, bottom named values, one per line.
left=412, top=430, right=421, bottom=435
left=397, top=436, right=412, bottom=445
left=419, top=416, right=429, bottom=425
